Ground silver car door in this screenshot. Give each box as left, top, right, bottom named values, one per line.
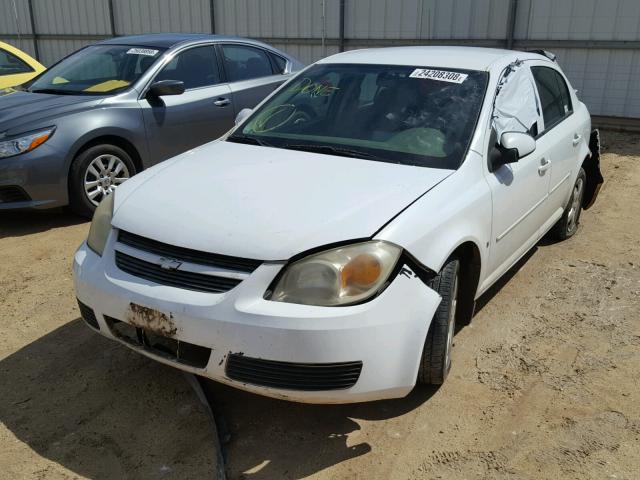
left=218, top=43, right=288, bottom=115
left=139, top=44, right=234, bottom=163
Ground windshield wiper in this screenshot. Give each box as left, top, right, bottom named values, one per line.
left=29, top=88, right=81, bottom=95
left=226, top=134, right=273, bottom=147
left=282, top=143, right=384, bottom=161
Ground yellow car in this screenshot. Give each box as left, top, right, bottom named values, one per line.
left=0, top=41, right=45, bottom=89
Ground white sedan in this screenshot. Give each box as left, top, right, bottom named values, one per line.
left=73, top=46, right=602, bottom=403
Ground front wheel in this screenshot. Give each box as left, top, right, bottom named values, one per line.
left=549, top=168, right=586, bottom=241
left=417, top=257, right=460, bottom=385
left=69, top=144, right=136, bottom=217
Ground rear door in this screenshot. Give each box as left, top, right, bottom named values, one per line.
left=530, top=64, right=581, bottom=217
left=218, top=43, right=288, bottom=115
left=139, top=44, right=234, bottom=163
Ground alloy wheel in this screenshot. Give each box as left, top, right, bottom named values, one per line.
left=83, top=154, right=130, bottom=206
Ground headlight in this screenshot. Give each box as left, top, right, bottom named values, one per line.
left=87, top=192, right=114, bottom=256
left=270, top=241, right=402, bottom=306
left=0, top=127, right=55, bottom=158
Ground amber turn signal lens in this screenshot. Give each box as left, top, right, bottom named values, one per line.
left=28, top=133, right=51, bottom=151
left=341, top=253, right=382, bottom=288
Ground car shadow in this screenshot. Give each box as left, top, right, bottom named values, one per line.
left=0, top=208, right=87, bottom=239
left=202, top=378, right=438, bottom=479
left=473, top=246, right=539, bottom=315
left=0, top=319, right=219, bottom=479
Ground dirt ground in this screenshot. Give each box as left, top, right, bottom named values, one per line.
left=1, top=131, right=638, bottom=479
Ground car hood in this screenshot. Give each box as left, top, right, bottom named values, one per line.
left=0, top=90, right=103, bottom=136
left=112, top=141, right=453, bottom=261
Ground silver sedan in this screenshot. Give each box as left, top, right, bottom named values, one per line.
left=0, top=34, right=303, bottom=216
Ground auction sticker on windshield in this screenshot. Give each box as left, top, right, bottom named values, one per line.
left=126, top=48, right=159, bottom=56
left=409, top=69, right=468, bottom=83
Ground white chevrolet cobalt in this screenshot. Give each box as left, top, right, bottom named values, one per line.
left=73, top=47, right=602, bottom=403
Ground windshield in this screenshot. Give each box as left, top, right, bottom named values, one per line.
left=28, top=45, right=165, bottom=95
left=231, top=63, right=488, bottom=169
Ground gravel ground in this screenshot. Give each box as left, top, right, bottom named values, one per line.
left=1, top=131, right=638, bottom=479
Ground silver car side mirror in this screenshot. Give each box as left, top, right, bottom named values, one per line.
left=235, top=108, right=253, bottom=126
left=500, top=131, right=536, bottom=159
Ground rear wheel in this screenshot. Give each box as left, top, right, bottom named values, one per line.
left=550, top=168, right=586, bottom=241
left=69, top=144, right=135, bottom=217
left=417, top=258, right=460, bottom=385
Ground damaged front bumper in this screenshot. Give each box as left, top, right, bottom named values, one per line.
left=73, top=233, right=442, bottom=404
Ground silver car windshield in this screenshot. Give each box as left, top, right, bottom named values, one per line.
left=28, top=44, right=165, bottom=95
left=230, top=63, right=488, bottom=169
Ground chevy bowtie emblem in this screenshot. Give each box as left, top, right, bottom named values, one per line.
left=159, top=257, right=182, bottom=271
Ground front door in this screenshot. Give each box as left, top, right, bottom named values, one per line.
left=485, top=66, right=551, bottom=280
left=139, top=44, right=234, bottom=163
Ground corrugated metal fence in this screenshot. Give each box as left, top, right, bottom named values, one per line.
left=1, top=0, right=639, bottom=118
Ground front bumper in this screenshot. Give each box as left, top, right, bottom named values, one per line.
left=0, top=142, right=68, bottom=209
left=73, top=232, right=442, bottom=403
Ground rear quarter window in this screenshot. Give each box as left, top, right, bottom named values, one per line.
left=0, top=49, right=33, bottom=76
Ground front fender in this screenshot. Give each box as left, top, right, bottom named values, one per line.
left=375, top=151, right=492, bottom=293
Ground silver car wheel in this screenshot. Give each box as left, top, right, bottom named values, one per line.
left=83, top=154, right=130, bottom=206
left=444, top=271, right=459, bottom=372
left=566, top=176, right=584, bottom=234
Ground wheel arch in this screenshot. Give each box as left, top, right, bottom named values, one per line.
left=66, top=135, right=144, bottom=197
left=403, top=239, right=482, bottom=325
left=446, top=240, right=482, bottom=324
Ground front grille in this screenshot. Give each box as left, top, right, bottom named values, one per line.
left=77, top=299, right=99, bottom=329
left=118, top=230, right=262, bottom=273
left=115, top=250, right=241, bottom=293
left=0, top=186, right=31, bottom=203
left=105, top=316, right=211, bottom=369
left=225, top=354, right=363, bottom=391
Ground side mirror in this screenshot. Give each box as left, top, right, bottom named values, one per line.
left=500, top=131, right=536, bottom=159
left=235, top=108, right=253, bottom=126
left=147, top=80, right=185, bottom=97
left=490, top=131, right=536, bottom=171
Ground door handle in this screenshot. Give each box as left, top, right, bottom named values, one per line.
left=572, top=133, right=582, bottom=146
left=214, top=97, right=230, bottom=107
left=538, top=157, right=551, bottom=175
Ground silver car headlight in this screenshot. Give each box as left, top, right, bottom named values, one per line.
left=270, top=241, right=402, bottom=306
left=0, top=127, right=55, bottom=158
left=87, top=193, right=114, bottom=256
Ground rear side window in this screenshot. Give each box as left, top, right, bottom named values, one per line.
left=0, top=48, right=33, bottom=76
left=531, top=66, right=573, bottom=130
left=221, top=44, right=274, bottom=82
left=270, top=53, right=287, bottom=74
left=156, top=45, right=220, bottom=90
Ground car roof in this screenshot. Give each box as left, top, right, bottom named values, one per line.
left=318, top=46, right=551, bottom=72
left=98, top=33, right=273, bottom=50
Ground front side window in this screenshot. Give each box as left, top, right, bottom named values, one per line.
left=28, top=45, right=164, bottom=95
left=531, top=66, right=573, bottom=130
left=0, top=48, right=33, bottom=76
left=230, top=63, right=488, bottom=170
left=222, top=45, right=274, bottom=82
left=155, top=45, right=220, bottom=89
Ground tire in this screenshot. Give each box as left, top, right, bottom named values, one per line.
left=417, top=257, right=460, bottom=385
left=549, top=167, right=586, bottom=241
left=69, top=144, right=136, bottom=217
